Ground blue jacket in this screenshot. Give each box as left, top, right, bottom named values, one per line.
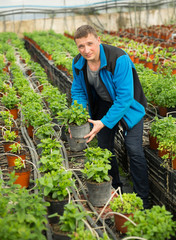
left=71, top=43, right=147, bottom=130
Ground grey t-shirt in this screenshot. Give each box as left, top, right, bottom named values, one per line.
left=87, top=64, right=111, bottom=102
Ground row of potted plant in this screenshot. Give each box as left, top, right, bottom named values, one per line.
left=135, top=63, right=176, bottom=116
left=99, top=31, right=176, bottom=74
left=0, top=33, right=52, bottom=239
left=24, top=30, right=78, bottom=77
left=149, top=115, right=176, bottom=170
left=0, top=32, right=116, bottom=239
left=107, top=24, right=176, bottom=47
left=0, top=173, right=49, bottom=240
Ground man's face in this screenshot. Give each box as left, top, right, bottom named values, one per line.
left=75, top=33, right=100, bottom=61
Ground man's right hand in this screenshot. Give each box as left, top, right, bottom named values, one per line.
left=84, top=119, right=105, bottom=143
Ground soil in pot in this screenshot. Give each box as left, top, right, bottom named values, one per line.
left=86, top=177, right=112, bottom=207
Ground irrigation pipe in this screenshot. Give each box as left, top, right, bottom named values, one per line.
left=20, top=117, right=40, bottom=184
left=83, top=218, right=104, bottom=240
left=96, top=187, right=120, bottom=223
left=102, top=211, right=137, bottom=237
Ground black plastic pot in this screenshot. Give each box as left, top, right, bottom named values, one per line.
left=66, top=134, right=86, bottom=152
left=45, top=197, right=68, bottom=224
left=69, top=122, right=90, bottom=139
left=86, top=177, right=112, bottom=207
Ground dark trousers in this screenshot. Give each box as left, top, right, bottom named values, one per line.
left=94, top=97, right=149, bottom=208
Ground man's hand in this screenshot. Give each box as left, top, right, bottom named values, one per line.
left=84, top=119, right=104, bottom=143
left=68, top=127, right=72, bottom=138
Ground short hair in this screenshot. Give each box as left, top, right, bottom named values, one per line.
left=74, top=25, right=98, bottom=41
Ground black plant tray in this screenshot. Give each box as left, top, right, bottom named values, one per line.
left=169, top=169, right=176, bottom=202
left=114, top=131, right=129, bottom=173
left=144, top=147, right=169, bottom=189
left=149, top=178, right=176, bottom=219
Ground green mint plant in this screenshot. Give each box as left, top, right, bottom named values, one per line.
left=110, top=193, right=144, bottom=214
left=35, top=122, right=55, bottom=140
left=124, top=205, right=176, bottom=240
left=81, top=147, right=112, bottom=183
left=3, top=130, right=17, bottom=141
left=0, top=110, right=14, bottom=129
left=9, top=142, right=22, bottom=154
left=38, top=150, right=63, bottom=173
left=1, top=87, right=19, bottom=109
left=0, top=173, right=49, bottom=240
left=149, top=116, right=176, bottom=140
left=56, top=100, right=90, bottom=126
left=69, top=229, right=110, bottom=240
left=37, top=168, right=74, bottom=201
left=84, top=147, right=113, bottom=163
left=59, top=202, right=89, bottom=233
left=37, top=137, right=62, bottom=156
left=14, top=157, right=25, bottom=170
left=81, top=158, right=111, bottom=183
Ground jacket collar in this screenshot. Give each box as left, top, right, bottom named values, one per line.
left=74, top=44, right=107, bottom=71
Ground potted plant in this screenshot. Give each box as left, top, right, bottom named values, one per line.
left=52, top=201, right=89, bottom=240
left=21, top=100, right=43, bottom=137
left=145, top=56, right=153, bottom=69
left=8, top=157, right=31, bottom=188
left=6, top=142, right=27, bottom=167
left=157, top=126, right=176, bottom=169
left=34, top=122, right=55, bottom=142
left=38, top=150, right=63, bottom=173
left=1, top=87, right=20, bottom=119
left=37, top=168, right=75, bottom=224
left=2, top=129, right=20, bottom=152
left=56, top=100, right=90, bottom=140
left=124, top=205, right=176, bottom=240
left=110, top=193, right=143, bottom=233
left=148, top=116, right=176, bottom=150
left=37, top=137, right=62, bottom=156
left=0, top=110, right=15, bottom=130
left=153, top=74, right=176, bottom=116
left=0, top=172, right=49, bottom=240
left=81, top=147, right=112, bottom=207
left=148, top=116, right=162, bottom=150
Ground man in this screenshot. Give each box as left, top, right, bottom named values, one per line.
left=71, top=25, right=149, bottom=208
